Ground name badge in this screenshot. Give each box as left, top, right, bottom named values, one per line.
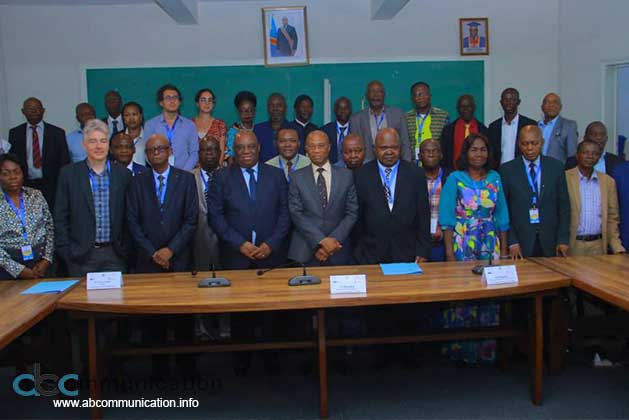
left=529, top=208, right=540, bottom=224
left=430, top=217, right=438, bottom=235
left=21, top=245, right=34, bottom=261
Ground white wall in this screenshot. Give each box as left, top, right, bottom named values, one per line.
left=0, top=0, right=560, bottom=136
left=558, top=0, right=629, bottom=143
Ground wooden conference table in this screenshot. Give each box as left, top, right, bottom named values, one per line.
left=530, top=254, right=629, bottom=311
left=58, top=259, right=570, bottom=420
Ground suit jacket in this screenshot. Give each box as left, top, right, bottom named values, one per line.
left=321, top=121, right=349, bottom=165
left=130, top=162, right=147, bottom=177
left=488, top=114, right=537, bottom=168
left=612, top=162, right=629, bottom=250
left=500, top=156, right=570, bottom=257
left=544, top=116, right=578, bottom=163
left=564, top=152, right=623, bottom=177
left=288, top=164, right=358, bottom=265
left=349, top=105, right=412, bottom=162
left=208, top=163, right=290, bottom=270
left=440, top=118, right=488, bottom=170
left=565, top=167, right=625, bottom=254
left=54, top=160, right=132, bottom=263
left=192, top=167, right=220, bottom=270
left=277, top=24, right=298, bottom=56
left=9, top=122, right=70, bottom=209
left=353, top=160, right=431, bottom=263
left=126, top=166, right=198, bottom=273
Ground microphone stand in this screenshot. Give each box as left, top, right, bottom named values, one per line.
left=198, top=263, right=231, bottom=287
left=471, top=225, right=495, bottom=275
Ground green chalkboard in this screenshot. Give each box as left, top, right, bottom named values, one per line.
left=86, top=61, right=484, bottom=126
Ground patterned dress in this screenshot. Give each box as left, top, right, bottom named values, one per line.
left=437, top=169, right=509, bottom=363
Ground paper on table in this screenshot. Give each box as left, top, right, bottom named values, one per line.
left=380, top=262, right=423, bottom=275
left=20, top=280, right=79, bottom=295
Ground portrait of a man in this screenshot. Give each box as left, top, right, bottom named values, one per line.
left=460, top=18, right=489, bottom=56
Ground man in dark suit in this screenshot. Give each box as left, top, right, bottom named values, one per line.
left=54, top=119, right=132, bottom=276
left=354, top=128, right=431, bottom=264
left=440, top=94, right=488, bottom=170
left=277, top=16, right=298, bottom=56
left=253, top=93, right=291, bottom=162
left=208, top=130, right=290, bottom=270
left=565, top=121, right=623, bottom=176
left=500, top=125, right=570, bottom=258
left=287, top=94, right=318, bottom=148
left=9, top=97, right=70, bottom=209
left=288, top=131, right=358, bottom=265
left=350, top=81, right=412, bottom=162
left=488, top=88, right=537, bottom=168
left=126, top=134, right=198, bottom=273
left=111, top=132, right=146, bottom=176
left=321, top=97, right=352, bottom=165
left=334, top=133, right=366, bottom=171
left=102, top=90, right=124, bottom=137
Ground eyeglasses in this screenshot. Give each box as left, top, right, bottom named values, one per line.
left=199, top=98, right=215, bottom=104
left=163, top=95, right=180, bottom=102
left=146, top=145, right=170, bottom=154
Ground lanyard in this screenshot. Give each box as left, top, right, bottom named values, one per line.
left=415, top=113, right=428, bottom=141
left=278, top=155, right=299, bottom=181
left=4, top=192, right=28, bottom=242
left=374, top=111, right=386, bottom=131
left=88, top=161, right=110, bottom=192
left=378, top=163, right=398, bottom=204
left=164, top=116, right=179, bottom=145
left=429, top=168, right=443, bottom=201
left=525, top=161, right=541, bottom=206
left=200, top=169, right=216, bottom=191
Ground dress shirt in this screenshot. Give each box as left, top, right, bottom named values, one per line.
left=126, top=161, right=135, bottom=175
left=66, top=128, right=87, bottom=163
left=369, top=108, right=388, bottom=141
left=500, top=114, right=520, bottom=164
left=153, top=166, right=171, bottom=202
left=336, top=121, right=349, bottom=162
left=240, top=163, right=259, bottom=245
left=426, top=168, right=444, bottom=231
left=253, top=120, right=291, bottom=163
left=125, top=127, right=146, bottom=166
left=107, top=115, right=124, bottom=136
left=144, top=114, right=198, bottom=170
left=266, top=153, right=311, bottom=180
left=311, top=161, right=332, bottom=202
left=522, top=155, right=542, bottom=193
left=25, top=121, right=44, bottom=179
left=0, top=137, right=10, bottom=154
left=87, top=161, right=111, bottom=243
left=538, top=116, right=559, bottom=156
left=577, top=169, right=602, bottom=236
left=377, top=159, right=399, bottom=211
left=594, top=152, right=607, bottom=174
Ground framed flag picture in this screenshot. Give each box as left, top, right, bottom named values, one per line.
left=459, top=17, right=489, bottom=56
left=262, top=6, right=310, bottom=67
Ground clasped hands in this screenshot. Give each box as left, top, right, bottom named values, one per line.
left=152, top=247, right=173, bottom=270
left=19, top=259, right=51, bottom=279
left=240, top=241, right=273, bottom=260
left=315, top=237, right=342, bottom=262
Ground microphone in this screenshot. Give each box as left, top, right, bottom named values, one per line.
left=471, top=250, right=494, bottom=275
left=198, top=263, right=231, bottom=288
left=257, top=260, right=321, bottom=286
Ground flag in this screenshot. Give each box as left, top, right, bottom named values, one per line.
left=269, top=17, right=279, bottom=57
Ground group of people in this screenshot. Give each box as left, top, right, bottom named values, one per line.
left=0, top=80, right=627, bottom=283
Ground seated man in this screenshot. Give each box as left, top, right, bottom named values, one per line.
left=566, top=140, right=625, bottom=256
left=565, top=121, right=623, bottom=176
left=288, top=130, right=358, bottom=266
left=265, top=128, right=310, bottom=181
left=111, top=132, right=146, bottom=176
left=334, top=133, right=366, bottom=171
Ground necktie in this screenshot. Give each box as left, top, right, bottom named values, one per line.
left=203, top=171, right=212, bottom=204
left=246, top=168, right=257, bottom=202
left=31, top=126, right=42, bottom=169
left=383, top=167, right=392, bottom=205
left=157, top=174, right=165, bottom=211
left=529, top=162, right=538, bottom=196
left=286, top=160, right=293, bottom=178
left=112, top=120, right=119, bottom=135
left=464, top=123, right=471, bottom=138
left=317, top=167, right=328, bottom=209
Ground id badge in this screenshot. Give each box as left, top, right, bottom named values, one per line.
left=430, top=217, right=438, bottom=235
left=529, top=208, right=540, bottom=224
left=21, top=245, right=34, bottom=261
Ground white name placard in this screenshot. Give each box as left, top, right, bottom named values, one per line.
left=330, top=274, right=367, bottom=294
left=87, top=271, right=123, bottom=290
left=482, top=265, right=519, bottom=285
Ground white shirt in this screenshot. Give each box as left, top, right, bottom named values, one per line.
left=500, top=114, right=520, bottom=164
left=311, top=161, right=332, bottom=202
left=25, top=121, right=44, bottom=179
left=126, top=127, right=146, bottom=166
left=107, top=115, right=124, bottom=136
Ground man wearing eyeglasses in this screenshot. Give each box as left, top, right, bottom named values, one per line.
left=144, top=84, right=199, bottom=170
left=54, top=119, right=132, bottom=277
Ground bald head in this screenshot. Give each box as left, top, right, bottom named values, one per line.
left=341, top=134, right=365, bottom=170
left=234, top=130, right=260, bottom=168
left=518, top=125, right=544, bottom=162
left=306, top=130, right=331, bottom=166
left=22, top=97, right=44, bottom=126
left=366, top=80, right=385, bottom=111
left=374, top=128, right=401, bottom=167
left=111, top=132, right=135, bottom=166
left=584, top=121, right=608, bottom=151
left=541, top=92, right=562, bottom=120
left=457, top=94, right=476, bottom=122
left=419, top=138, right=442, bottom=170
left=145, top=134, right=171, bottom=170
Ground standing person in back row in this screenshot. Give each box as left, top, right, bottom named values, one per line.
left=144, top=84, right=199, bottom=170
left=350, top=81, right=412, bottom=162
left=537, top=92, right=578, bottom=164
left=405, top=81, right=450, bottom=160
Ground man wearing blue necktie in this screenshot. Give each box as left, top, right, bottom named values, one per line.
left=322, top=97, right=353, bottom=165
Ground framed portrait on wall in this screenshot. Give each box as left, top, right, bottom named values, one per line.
left=459, top=17, right=489, bottom=56
left=262, top=6, right=310, bottom=67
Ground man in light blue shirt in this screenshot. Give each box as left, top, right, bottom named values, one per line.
left=66, top=102, right=95, bottom=163
left=144, top=84, right=198, bottom=170
left=537, top=93, right=578, bottom=163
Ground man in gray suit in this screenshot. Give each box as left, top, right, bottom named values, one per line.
left=538, top=92, right=578, bottom=163
left=350, top=80, right=412, bottom=162
left=192, top=138, right=220, bottom=270
left=288, top=130, right=359, bottom=265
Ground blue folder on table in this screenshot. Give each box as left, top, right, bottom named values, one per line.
left=380, top=262, right=423, bottom=275
left=20, top=280, right=79, bottom=295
